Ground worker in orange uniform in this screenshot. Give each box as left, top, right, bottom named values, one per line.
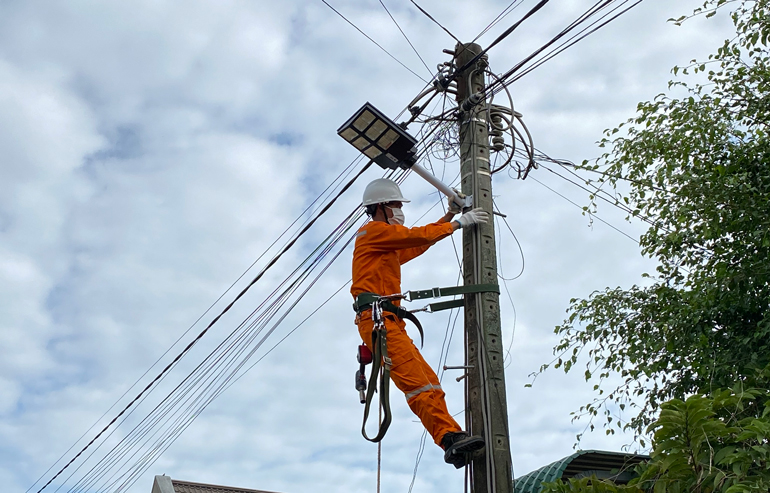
left=352, top=178, right=489, bottom=468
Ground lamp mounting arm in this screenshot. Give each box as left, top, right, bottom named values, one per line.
left=409, top=162, right=473, bottom=210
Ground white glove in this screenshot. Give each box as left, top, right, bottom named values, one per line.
left=447, top=190, right=465, bottom=215
left=456, top=208, right=489, bottom=228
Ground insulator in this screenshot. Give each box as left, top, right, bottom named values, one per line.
left=492, top=136, right=505, bottom=151
left=490, top=112, right=503, bottom=131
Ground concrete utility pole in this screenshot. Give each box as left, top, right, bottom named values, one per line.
left=454, top=42, right=514, bottom=493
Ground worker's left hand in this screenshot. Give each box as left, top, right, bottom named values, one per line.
left=456, top=208, right=489, bottom=228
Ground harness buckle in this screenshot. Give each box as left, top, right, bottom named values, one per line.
left=383, top=357, right=393, bottom=369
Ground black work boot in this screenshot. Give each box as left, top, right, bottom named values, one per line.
left=441, top=431, right=485, bottom=469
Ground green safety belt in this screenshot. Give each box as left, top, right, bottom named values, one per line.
left=406, top=283, right=500, bottom=313
left=360, top=326, right=392, bottom=443
left=354, top=293, right=426, bottom=348
left=355, top=284, right=499, bottom=443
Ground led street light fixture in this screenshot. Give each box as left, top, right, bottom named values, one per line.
left=337, top=102, right=418, bottom=170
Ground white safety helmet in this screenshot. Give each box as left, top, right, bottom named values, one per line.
left=362, top=178, right=410, bottom=206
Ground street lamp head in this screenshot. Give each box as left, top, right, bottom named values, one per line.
left=337, top=102, right=418, bottom=170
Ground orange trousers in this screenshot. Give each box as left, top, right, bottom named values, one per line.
left=357, top=312, right=462, bottom=445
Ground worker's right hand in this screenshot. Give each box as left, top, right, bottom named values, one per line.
left=456, top=208, right=489, bottom=228
left=447, top=189, right=466, bottom=215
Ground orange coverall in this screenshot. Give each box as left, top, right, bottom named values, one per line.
left=351, top=220, right=462, bottom=445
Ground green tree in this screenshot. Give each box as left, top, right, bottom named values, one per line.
left=541, top=381, right=770, bottom=493
left=539, top=0, right=770, bottom=439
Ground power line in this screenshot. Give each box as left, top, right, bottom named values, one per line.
left=408, top=290, right=463, bottom=493
left=110, top=229, right=360, bottom=493
left=493, top=200, right=525, bottom=281
left=501, top=0, right=645, bottom=87
left=24, top=156, right=365, bottom=493
left=555, top=159, right=674, bottom=195
left=409, top=0, right=461, bottom=43
left=453, top=0, right=552, bottom=78
left=486, top=0, right=645, bottom=95
left=32, top=77, right=468, bottom=493
left=33, top=160, right=375, bottom=493
left=319, top=0, right=429, bottom=83
left=539, top=162, right=647, bottom=224
left=67, top=208, right=367, bottom=493
left=30, top=0, right=657, bottom=480
left=533, top=158, right=712, bottom=264
left=528, top=174, right=639, bottom=243
left=538, top=162, right=658, bottom=228
left=473, top=0, right=524, bottom=43
left=378, top=0, right=433, bottom=77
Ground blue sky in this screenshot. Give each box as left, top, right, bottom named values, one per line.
left=0, top=1, right=735, bottom=492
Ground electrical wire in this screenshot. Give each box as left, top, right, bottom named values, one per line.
left=113, top=228, right=359, bottom=493
left=71, top=208, right=366, bottom=493
left=33, top=14, right=594, bottom=485
left=473, top=0, right=524, bottom=44
left=538, top=162, right=657, bottom=230
left=378, top=0, right=433, bottom=77
left=406, top=130, right=468, bottom=490
left=556, top=158, right=674, bottom=195
left=534, top=152, right=711, bottom=263
left=493, top=201, right=525, bottom=281
left=452, top=0, right=551, bottom=79
left=33, top=71, right=467, bottom=492
left=24, top=156, right=366, bottom=493
left=527, top=173, right=639, bottom=243
left=502, top=0, right=644, bottom=86
left=408, top=278, right=464, bottom=493
left=65, top=176, right=366, bottom=488
left=63, top=199, right=366, bottom=488
left=319, top=0, right=429, bottom=83
left=33, top=162, right=375, bottom=493
left=409, top=0, right=461, bottom=43
left=485, top=0, right=645, bottom=96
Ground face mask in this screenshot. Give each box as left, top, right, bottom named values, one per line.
left=387, top=206, right=405, bottom=226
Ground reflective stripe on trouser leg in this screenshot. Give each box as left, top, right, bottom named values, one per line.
left=405, top=384, right=442, bottom=400
left=357, top=315, right=461, bottom=445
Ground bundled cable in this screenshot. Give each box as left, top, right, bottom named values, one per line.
left=485, top=0, right=644, bottom=96
left=30, top=79, right=456, bottom=493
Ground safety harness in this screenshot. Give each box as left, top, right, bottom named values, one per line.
left=357, top=296, right=394, bottom=442
left=354, top=292, right=425, bottom=347
left=353, top=283, right=500, bottom=443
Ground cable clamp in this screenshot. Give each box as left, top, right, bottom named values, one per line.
left=461, top=92, right=484, bottom=112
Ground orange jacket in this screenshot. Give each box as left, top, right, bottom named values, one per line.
left=351, top=220, right=455, bottom=301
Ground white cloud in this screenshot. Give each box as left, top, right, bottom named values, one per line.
left=0, top=1, right=737, bottom=492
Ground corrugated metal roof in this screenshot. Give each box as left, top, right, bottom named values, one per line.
left=171, top=479, right=281, bottom=493
left=514, top=450, right=648, bottom=493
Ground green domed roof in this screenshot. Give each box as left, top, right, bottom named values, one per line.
left=514, top=450, right=648, bottom=493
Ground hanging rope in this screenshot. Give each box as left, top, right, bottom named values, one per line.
left=377, top=403, right=383, bottom=493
